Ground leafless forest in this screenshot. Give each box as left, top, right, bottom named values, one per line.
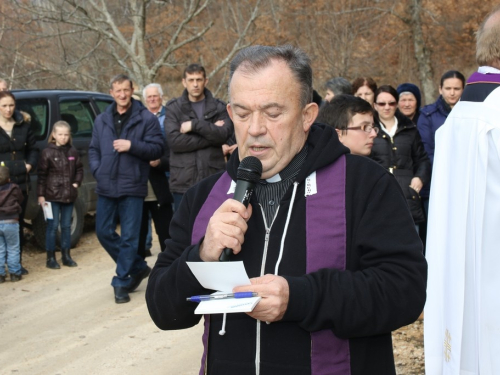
left=0, top=0, right=494, bottom=104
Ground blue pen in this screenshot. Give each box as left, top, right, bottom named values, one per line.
left=186, top=292, right=258, bottom=302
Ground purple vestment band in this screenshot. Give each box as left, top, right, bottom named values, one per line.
left=467, top=71, right=500, bottom=85
left=192, top=173, right=233, bottom=375
left=307, top=155, right=350, bottom=375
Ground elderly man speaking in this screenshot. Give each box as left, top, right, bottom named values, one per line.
left=146, top=45, right=426, bottom=375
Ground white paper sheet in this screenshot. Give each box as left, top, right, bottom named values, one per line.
left=186, top=261, right=260, bottom=315
left=186, top=261, right=251, bottom=292
left=42, top=202, right=53, bottom=220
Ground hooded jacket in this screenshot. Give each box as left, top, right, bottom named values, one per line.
left=0, top=110, right=38, bottom=193
left=164, top=88, right=233, bottom=194
left=89, top=99, right=164, bottom=198
left=37, top=143, right=83, bottom=203
left=146, top=124, right=427, bottom=375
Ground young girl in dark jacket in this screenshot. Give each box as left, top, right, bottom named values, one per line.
left=37, top=121, right=83, bottom=269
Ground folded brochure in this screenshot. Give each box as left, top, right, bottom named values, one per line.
left=186, top=261, right=261, bottom=314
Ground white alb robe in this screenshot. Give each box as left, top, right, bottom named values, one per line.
left=425, top=87, right=500, bottom=374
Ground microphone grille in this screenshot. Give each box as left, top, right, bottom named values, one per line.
left=237, top=156, right=262, bottom=183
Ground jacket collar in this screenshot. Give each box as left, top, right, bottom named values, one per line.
left=106, top=98, right=145, bottom=129
left=180, top=88, right=219, bottom=119
left=436, top=95, right=451, bottom=115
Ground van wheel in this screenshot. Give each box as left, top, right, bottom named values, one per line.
left=32, top=197, right=86, bottom=249
left=68, top=197, right=85, bottom=248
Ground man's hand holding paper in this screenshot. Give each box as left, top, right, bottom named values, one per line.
left=233, top=274, right=290, bottom=322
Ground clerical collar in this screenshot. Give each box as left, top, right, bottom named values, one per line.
left=478, top=66, right=500, bottom=74
left=261, top=145, right=308, bottom=184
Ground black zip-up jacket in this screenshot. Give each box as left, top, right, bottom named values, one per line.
left=164, top=88, right=233, bottom=194
left=0, top=111, right=38, bottom=193
left=146, top=124, right=427, bottom=375
left=370, top=111, right=431, bottom=223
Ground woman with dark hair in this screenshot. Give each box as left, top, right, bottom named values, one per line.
left=417, top=70, right=465, bottom=166
left=352, top=77, right=377, bottom=106
left=0, top=91, right=38, bottom=274
left=370, top=85, right=431, bottom=233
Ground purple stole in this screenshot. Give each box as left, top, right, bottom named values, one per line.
left=192, top=155, right=350, bottom=375
left=467, top=71, right=500, bottom=85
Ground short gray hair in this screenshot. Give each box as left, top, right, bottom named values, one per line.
left=325, top=77, right=352, bottom=96
left=143, top=83, right=163, bottom=98
left=228, top=45, right=313, bottom=107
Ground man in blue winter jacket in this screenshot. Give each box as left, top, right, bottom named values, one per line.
left=89, top=74, right=164, bottom=304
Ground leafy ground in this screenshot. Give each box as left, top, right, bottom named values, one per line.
left=393, top=319, right=425, bottom=374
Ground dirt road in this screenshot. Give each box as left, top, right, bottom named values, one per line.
left=0, top=222, right=424, bottom=375
left=0, top=225, right=203, bottom=375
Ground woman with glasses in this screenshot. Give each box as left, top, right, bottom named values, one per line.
left=317, top=94, right=377, bottom=156
left=370, top=85, right=431, bottom=232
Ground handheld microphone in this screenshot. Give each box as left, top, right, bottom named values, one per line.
left=219, top=156, right=262, bottom=261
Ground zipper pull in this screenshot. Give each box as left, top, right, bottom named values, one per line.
left=264, top=228, right=270, bottom=242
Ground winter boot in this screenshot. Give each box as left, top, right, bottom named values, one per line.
left=46, top=251, right=61, bottom=269
left=20, top=253, right=28, bottom=275
left=61, top=249, right=77, bottom=267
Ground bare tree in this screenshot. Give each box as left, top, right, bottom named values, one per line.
left=385, top=0, right=436, bottom=103
left=5, top=0, right=260, bottom=91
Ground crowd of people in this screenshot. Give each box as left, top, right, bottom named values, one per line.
left=0, top=53, right=457, bottom=289
left=317, top=69, right=465, bottom=250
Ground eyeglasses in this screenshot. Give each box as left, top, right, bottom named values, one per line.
left=347, top=125, right=379, bottom=134
left=375, top=101, right=397, bottom=107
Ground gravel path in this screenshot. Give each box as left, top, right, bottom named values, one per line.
left=1, top=221, right=425, bottom=374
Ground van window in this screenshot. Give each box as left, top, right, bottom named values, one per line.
left=60, top=100, right=95, bottom=138
left=16, top=98, right=49, bottom=140
left=95, top=99, right=113, bottom=114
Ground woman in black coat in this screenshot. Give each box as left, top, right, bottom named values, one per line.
left=370, top=85, right=430, bottom=231
left=0, top=91, right=38, bottom=274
